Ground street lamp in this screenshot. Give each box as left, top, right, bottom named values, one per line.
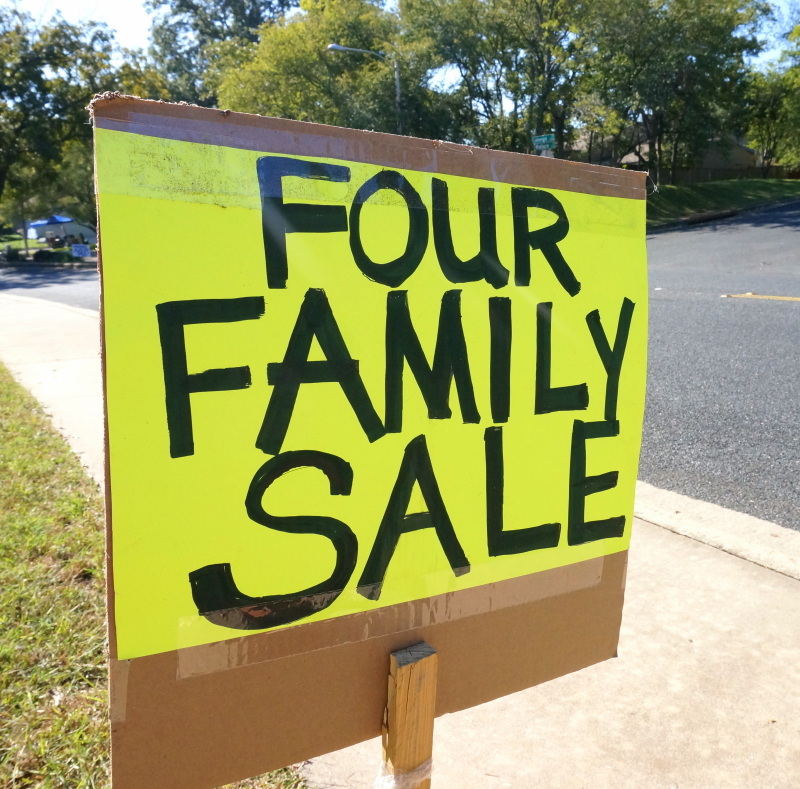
left=325, top=42, right=402, bottom=135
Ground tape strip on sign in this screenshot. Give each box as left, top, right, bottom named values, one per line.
left=175, top=555, right=604, bottom=679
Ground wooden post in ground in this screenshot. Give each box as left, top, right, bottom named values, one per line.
left=381, top=641, right=438, bottom=789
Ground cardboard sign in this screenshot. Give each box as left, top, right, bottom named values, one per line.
left=93, top=96, right=647, bottom=789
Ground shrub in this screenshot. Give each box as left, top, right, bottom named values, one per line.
left=33, top=248, right=75, bottom=263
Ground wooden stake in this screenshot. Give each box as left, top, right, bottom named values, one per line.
left=381, top=641, right=438, bottom=789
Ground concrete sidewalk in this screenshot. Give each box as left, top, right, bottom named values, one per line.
left=1, top=291, right=799, bottom=788
left=0, top=293, right=105, bottom=485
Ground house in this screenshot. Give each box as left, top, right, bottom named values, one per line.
left=618, top=139, right=757, bottom=169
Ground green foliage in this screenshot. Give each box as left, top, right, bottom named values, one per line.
left=0, top=363, right=309, bottom=788
left=580, top=0, right=765, bottom=183
left=745, top=69, right=796, bottom=172
left=0, top=6, right=157, bottom=229
left=9, top=139, right=97, bottom=230
left=0, top=5, right=171, bottom=230
left=0, top=363, right=108, bottom=786
left=743, top=17, right=800, bottom=172
left=216, top=0, right=395, bottom=124
left=147, top=0, right=299, bottom=104
left=0, top=7, right=116, bottom=206
left=1, top=0, right=798, bottom=238
left=403, top=0, right=585, bottom=152
left=115, top=48, right=172, bottom=101
left=646, top=178, right=800, bottom=227
left=216, top=0, right=458, bottom=138
left=32, top=248, right=76, bottom=263
left=210, top=0, right=774, bottom=169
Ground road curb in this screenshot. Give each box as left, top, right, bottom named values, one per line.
left=0, top=260, right=98, bottom=270
left=635, top=480, right=800, bottom=581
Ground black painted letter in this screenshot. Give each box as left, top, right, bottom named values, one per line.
left=257, top=156, right=350, bottom=289
left=485, top=426, right=560, bottom=555
left=189, top=450, right=357, bottom=630
left=586, top=298, right=635, bottom=422
left=568, top=420, right=625, bottom=545
left=535, top=302, right=589, bottom=414
left=512, top=187, right=580, bottom=295
left=156, top=297, right=265, bottom=458
left=489, top=297, right=512, bottom=423
left=385, top=290, right=480, bottom=432
left=349, top=170, right=429, bottom=287
left=432, top=177, right=508, bottom=288
left=357, top=434, right=469, bottom=600
left=257, top=289, right=385, bottom=455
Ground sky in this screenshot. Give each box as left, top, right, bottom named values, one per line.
left=19, top=0, right=153, bottom=51
left=17, top=0, right=798, bottom=61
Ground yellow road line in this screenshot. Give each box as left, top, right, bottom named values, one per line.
left=722, top=293, right=800, bottom=302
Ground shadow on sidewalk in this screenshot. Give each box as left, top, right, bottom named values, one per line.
left=0, top=265, right=98, bottom=291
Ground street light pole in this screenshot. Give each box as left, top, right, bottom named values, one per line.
left=325, top=42, right=402, bottom=135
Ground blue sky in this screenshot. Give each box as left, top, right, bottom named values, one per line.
left=18, top=0, right=797, bottom=61
left=20, top=0, right=152, bottom=51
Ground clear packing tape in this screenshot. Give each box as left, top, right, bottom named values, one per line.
left=374, top=759, right=433, bottom=789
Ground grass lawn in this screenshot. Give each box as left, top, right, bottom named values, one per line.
left=0, top=362, right=307, bottom=789
left=0, top=235, right=47, bottom=252
left=646, top=178, right=800, bottom=228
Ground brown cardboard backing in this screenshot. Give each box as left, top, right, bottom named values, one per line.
left=90, top=94, right=646, bottom=201
left=92, top=96, right=640, bottom=788
left=110, top=551, right=626, bottom=789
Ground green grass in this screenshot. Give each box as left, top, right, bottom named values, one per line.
left=0, top=362, right=307, bottom=789
left=0, top=235, right=47, bottom=251
left=647, top=178, right=800, bottom=228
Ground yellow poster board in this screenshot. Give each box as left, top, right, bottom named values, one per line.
left=96, top=109, right=646, bottom=663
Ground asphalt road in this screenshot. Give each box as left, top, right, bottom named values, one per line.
left=0, top=265, right=99, bottom=311
left=643, top=200, right=800, bottom=530
left=1, top=200, right=798, bottom=529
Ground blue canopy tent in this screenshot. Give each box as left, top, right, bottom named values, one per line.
left=29, top=215, right=74, bottom=228
left=28, top=215, right=96, bottom=243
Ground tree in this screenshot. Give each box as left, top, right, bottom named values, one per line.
left=745, top=69, right=794, bottom=175
left=0, top=7, right=170, bottom=231
left=146, top=0, right=299, bottom=104
left=214, top=0, right=459, bottom=139
left=776, top=21, right=800, bottom=167
left=115, top=48, right=172, bottom=101
left=0, top=7, right=116, bottom=209
left=579, top=0, right=767, bottom=183
left=402, top=0, right=587, bottom=153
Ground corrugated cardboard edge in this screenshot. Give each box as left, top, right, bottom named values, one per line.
left=93, top=95, right=638, bottom=789
left=90, top=93, right=646, bottom=201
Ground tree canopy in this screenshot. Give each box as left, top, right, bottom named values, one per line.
left=579, top=0, right=764, bottom=182
left=2, top=0, right=799, bottom=231
left=147, top=0, right=299, bottom=104
left=0, top=8, right=115, bottom=208
left=746, top=20, right=800, bottom=170
left=0, top=5, right=181, bottom=230
left=211, top=0, right=776, bottom=183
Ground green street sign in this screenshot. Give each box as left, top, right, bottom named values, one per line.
left=533, top=133, right=556, bottom=149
